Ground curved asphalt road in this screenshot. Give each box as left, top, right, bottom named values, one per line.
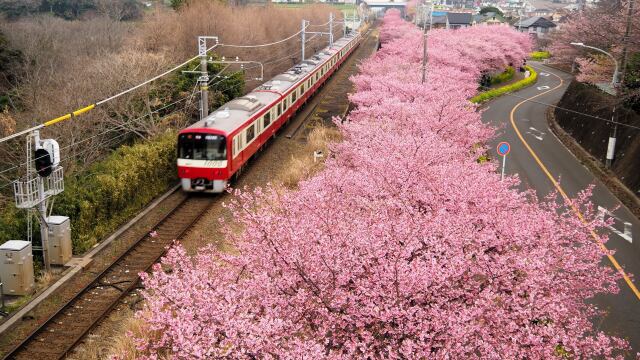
left=481, top=62, right=640, bottom=355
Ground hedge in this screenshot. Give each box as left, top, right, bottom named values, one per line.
left=530, top=51, right=551, bottom=61
left=470, top=65, right=538, bottom=104
left=490, top=67, right=515, bottom=85
left=0, top=131, right=178, bottom=255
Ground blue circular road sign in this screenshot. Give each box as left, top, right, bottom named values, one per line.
left=497, top=141, right=510, bottom=156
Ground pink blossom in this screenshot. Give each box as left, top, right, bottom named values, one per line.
left=132, top=10, right=628, bottom=359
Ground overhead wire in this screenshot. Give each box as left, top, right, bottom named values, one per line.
left=0, top=18, right=335, bottom=144
left=0, top=86, right=202, bottom=191
left=477, top=83, right=640, bottom=131
left=0, top=22, right=337, bottom=183
left=218, top=25, right=309, bottom=49
left=0, top=83, right=201, bottom=178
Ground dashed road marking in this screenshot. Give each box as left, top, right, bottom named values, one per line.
left=526, top=126, right=545, bottom=141
left=598, top=206, right=633, bottom=244
left=510, top=65, right=640, bottom=300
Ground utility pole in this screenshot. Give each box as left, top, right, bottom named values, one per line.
left=198, top=38, right=210, bottom=121
left=33, top=131, right=50, bottom=272
left=197, top=36, right=219, bottom=120
left=421, top=2, right=433, bottom=84
left=329, top=12, right=334, bottom=48
left=618, top=0, right=635, bottom=87
left=606, top=106, right=617, bottom=168
left=301, top=19, right=306, bottom=61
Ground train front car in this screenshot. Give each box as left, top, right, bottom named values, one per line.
left=177, top=31, right=361, bottom=193
left=177, top=128, right=230, bottom=193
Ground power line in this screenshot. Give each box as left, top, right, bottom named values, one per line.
left=217, top=26, right=309, bottom=49
left=0, top=84, right=200, bottom=178
left=477, top=84, right=640, bottom=131
left=0, top=25, right=335, bottom=183
left=0, top=90, right=201, bottom=192
left=0, top=19, right=333, bottom=144
left=0, top=76, right=250, bottom=180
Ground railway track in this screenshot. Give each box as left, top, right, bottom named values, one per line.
left=2, top=24, right=381, bottom=360
left=286, top=27, right=377, bottom=139
left=3, top=195, right=214, bottom=360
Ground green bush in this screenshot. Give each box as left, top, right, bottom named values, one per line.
left=471, top=66, right=538, bottom=104
left=0, top=131, right=177, bottom=254
left=490, top=67, right=515, bottom=85
left=530, top=51, right=551, bottom=61
left=0, top=131, right=178, bottom=254
left=51, top=130, right=178, bottom=254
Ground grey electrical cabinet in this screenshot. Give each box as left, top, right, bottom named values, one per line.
left=0, top=240, right=35, bottom=296
left=47, top=216, right=72, bottom=265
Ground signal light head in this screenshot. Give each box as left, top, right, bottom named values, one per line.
left=34, top=148, right=53, bottom=177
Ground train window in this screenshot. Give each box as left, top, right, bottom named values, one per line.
left=178, top=133, right=226, bottom=161
left=233, top=135, right=239, bottom=157
left=300, top=84, right=305, bottom=94
left=292, top=90, right=297, bottom=103
left=246, top=124, right=255, bottom=143
left=283, top=98, right=288, bottom=109
left=233, top=137, right=237, bottom=157
left=264, top=111, right=271, bottom=127
left=277, top=102, right=282, bottom=116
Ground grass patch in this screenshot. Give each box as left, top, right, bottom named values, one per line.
left=471, top=65, right=538, bottom=104
left=281, top=125, right=342, bottom=188
left=3, top=294, right=32, bottom=313
left=530, top=51, right=551, bottom=60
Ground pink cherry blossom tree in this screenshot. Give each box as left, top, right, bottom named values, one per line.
left=549, top=0, right=639, bottom=87
left=130, top=10, right=629, bottom=359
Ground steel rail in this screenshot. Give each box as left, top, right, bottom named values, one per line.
left=3, top=195, right=215, bottom=360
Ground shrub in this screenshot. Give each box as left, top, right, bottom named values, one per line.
left=490, top=66, right=515, bottom=85
left=530, top=51, right=551, bottom=60
left=50, top=130, right=178, bottom=253
left=471, top=65, right=538, bottom=103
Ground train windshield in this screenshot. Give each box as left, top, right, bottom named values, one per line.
left=178, top=133, right=227, bottom=161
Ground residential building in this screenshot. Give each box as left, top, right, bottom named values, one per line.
left=531, top=8, right=552, bottom=17
left=446, top=12, right=473, bottom=28
left=513, top=16, right=557, bottom=37
left=473, top=11, right=507, bottom=25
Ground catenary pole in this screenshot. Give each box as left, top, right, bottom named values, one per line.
left=618, top=0, right=635, bottom=87
left=301, top=19, right=306, bottom=61
left=329, top=13, right=334, bottom=48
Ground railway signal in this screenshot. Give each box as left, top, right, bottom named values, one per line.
left=34, top=149, right=53, bottom=177
left=12, top=131, right=65, bottom=271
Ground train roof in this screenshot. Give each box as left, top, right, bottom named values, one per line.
left=183, top=32, right=358, bottom=136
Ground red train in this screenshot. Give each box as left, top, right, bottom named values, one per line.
left=177, top=32, right=361, bottom=192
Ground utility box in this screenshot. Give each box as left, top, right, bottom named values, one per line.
left=47, top=216, right=72, bottom=265
left=0, top=240, right=35, bottom=296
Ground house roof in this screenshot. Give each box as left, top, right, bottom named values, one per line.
left=473, top=12, right=506, bottom=23
left=514, top=16, right=556, bottom=28
left=431, top=14, right=447, bottom=24
left=447, top=12, right=473, bottom=24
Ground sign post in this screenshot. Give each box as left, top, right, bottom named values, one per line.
left=497, top=141, right=511, bottom=181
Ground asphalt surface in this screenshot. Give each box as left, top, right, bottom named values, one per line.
left=481, top=62, right=640, bottom=355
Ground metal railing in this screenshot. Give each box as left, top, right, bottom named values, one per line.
left=13, top=167, right=64, bottom=209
